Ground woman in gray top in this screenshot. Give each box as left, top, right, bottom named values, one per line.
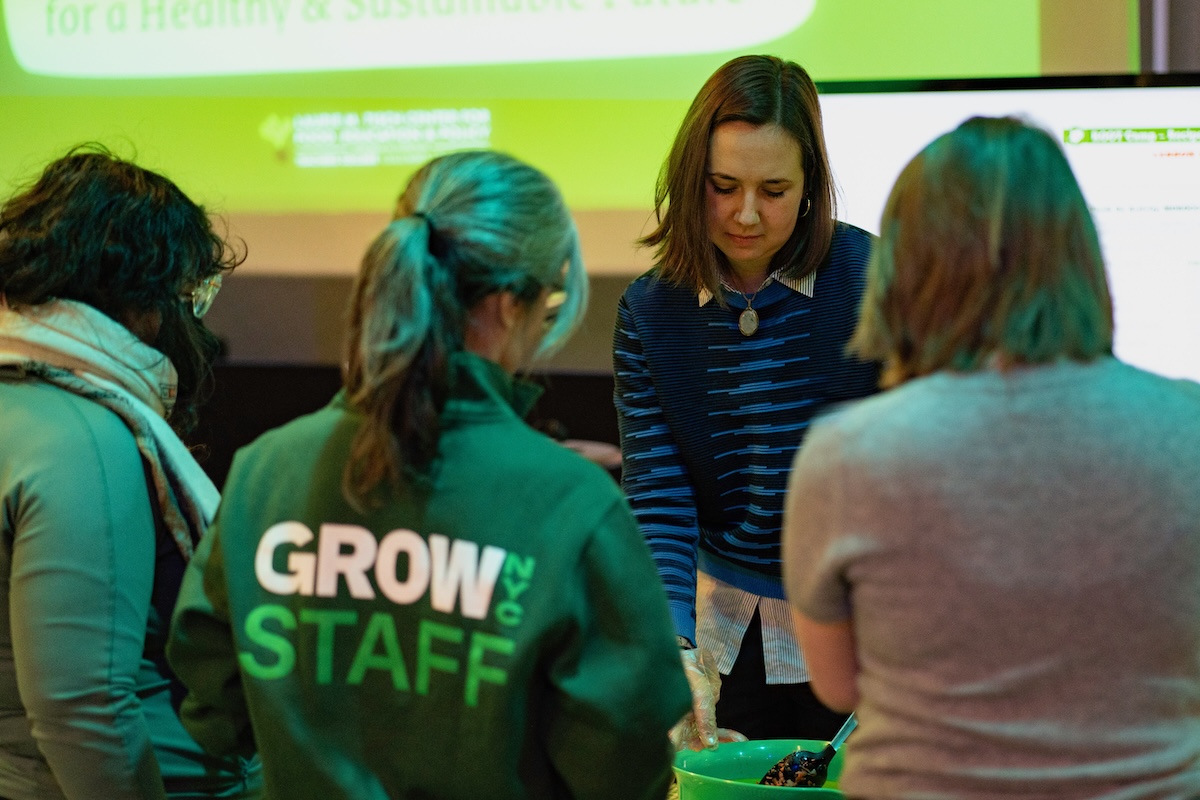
left=783, top=116, right=1200, bottom=798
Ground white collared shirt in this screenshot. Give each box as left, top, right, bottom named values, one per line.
left=697, top=270, right=816, bottom=307
left=696, top=571, right=809, bottom=684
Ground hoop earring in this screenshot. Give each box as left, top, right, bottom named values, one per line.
left=799, top=196, right=812, bottom=218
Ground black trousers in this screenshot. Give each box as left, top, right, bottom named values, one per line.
left=714, top=609, right=849, bottom=741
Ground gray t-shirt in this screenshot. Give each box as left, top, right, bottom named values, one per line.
left=784, top=357, right=1200, bottom=799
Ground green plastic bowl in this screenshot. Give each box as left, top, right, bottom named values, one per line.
left=673, top=739, right=846, bottom=799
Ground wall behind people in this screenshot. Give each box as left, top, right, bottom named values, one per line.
left=4, top=0, right=1177, bottom=484
left=199, top=0, right=1159, bottom=375
left=193, top=277, right=627, bottom=486
left=2, top=2, right=1155, bottom=378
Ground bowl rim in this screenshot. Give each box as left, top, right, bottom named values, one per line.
left=672, top=738, right=844, bottom=792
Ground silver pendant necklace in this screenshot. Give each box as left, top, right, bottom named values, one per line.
left=725, top=271, right=777, bottom=337
left=738, top=303, right=759, bottom=336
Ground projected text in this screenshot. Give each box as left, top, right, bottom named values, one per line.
left=259, top=108, right=493, bottom=168
left=6, top=0, right=817, bottom=78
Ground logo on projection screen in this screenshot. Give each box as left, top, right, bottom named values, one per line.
left=6, top=0, right=816, bottom=78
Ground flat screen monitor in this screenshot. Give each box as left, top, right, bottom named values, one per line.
left=817, top=75, right=1200, bottom=384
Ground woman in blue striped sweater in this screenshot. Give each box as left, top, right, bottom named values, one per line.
left=613, top=54, right=879, bottom=749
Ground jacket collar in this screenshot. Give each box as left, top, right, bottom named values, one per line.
left=445, top=351, right=542, bottom=419
left=332, top=352, right=542, bottom=422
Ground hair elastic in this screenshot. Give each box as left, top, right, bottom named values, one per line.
left=411, top=211, right=448, bottom=258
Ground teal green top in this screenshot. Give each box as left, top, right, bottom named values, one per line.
left=0, top=374, right=260, bottom=798
left=167, top=352, right=690, bottom=799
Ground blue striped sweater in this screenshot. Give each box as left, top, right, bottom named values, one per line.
left=613, top=223, right=879, bottom=639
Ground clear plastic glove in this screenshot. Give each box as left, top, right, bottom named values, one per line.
left=670, top=647, right=749, bottom=751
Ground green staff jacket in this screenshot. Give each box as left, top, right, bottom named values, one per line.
left=167, top=352, right=691, bottom=799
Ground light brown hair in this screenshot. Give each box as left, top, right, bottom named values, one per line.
left=342, top=150, right=586, bottom=509
left=851, top=116, right=1112, bottom=387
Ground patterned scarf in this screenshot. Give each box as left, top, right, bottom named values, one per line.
left=0, top=297, right=217, bottom=560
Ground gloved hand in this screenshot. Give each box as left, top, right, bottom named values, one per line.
left=670, top=646, right=749, bottom=751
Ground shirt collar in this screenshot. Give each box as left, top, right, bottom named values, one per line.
left=697, top=270, right=816, bottom=307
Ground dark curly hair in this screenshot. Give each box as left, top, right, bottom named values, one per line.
left=0, top=144, right=244, bottom=433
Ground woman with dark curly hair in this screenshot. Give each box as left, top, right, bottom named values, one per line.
left=0, top=145, right=261, bottom=798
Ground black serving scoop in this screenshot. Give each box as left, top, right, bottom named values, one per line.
left=759, top=713, right=857, bottom=787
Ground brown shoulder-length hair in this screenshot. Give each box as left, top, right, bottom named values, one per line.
left=850, top=116, right=1112, bottom=388
left=639, top=54, right=837, bottom=296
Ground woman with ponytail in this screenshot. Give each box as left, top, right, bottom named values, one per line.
left=166, top=150, right=690, bottom=800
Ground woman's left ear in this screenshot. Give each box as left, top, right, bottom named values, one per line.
left=464, top=291, right=525, bottom=368
left=496, top=291, right=524, bottom=331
